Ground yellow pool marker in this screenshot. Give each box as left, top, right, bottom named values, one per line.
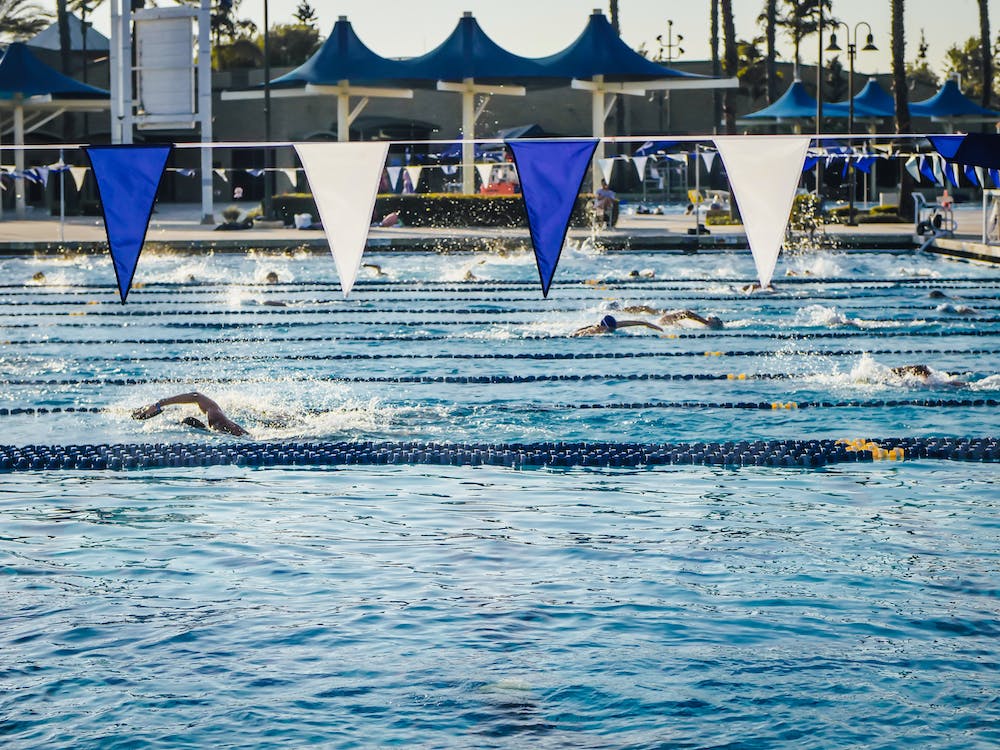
left=770, top=401, right=798, bottom=410
left=837, top=438, right=905, bottom=461
left=69, top=311, right=86, bottom=317
left=704, top=351, right=723, bottom=357
left=86, top=300, right=99, bottom=306
left=727, top=373, right=747, bottom=380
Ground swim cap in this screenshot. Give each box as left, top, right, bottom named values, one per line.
left=600, top=314, right=617, bottom=331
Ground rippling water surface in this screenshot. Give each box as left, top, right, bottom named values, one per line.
left=1, top=248, right=999, bottom=747
left=1, top=465, right=998, bottom=749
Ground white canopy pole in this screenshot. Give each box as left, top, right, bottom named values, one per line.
left=198, top=0, right=213, bottom=223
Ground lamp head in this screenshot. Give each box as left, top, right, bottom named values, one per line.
left=862, top=33, right=878, bottom=52
left=825, top=33, right=841, bottom=52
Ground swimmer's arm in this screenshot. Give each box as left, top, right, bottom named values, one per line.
left=132, top=392, right=217, bottom=420
left=615, top=320, right=664, bottom=332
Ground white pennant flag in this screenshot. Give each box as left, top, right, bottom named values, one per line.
left=69, top=167, right=88, bottom=191
left=701, top=151, right=717, bottom=172
left=947, top=162, right=961, bottom=187
left=35, top=167, right=50, bottom=186
left=975, top=166, right=986, bottom=187
left=294, top=142, right=389, bottom=297
left=632, top=156, right=648, bottom=181
left=386, top=166, right=402, bottom=191
left=475, top=163, right=494, bottom=188
left=714, top=136, right=810, bottom=289
left=405, top=165, right=422, bottom=191
left=214, top=168, right=228, bottom=183
left=597, top=158, right=615, bottom=183
left=281, top=168, right=298, bottom=190
left=904, top=156, right=921, bottom=182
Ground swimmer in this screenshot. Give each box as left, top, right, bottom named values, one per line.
left=264, top=271, right=279, bottom=284
left=657, top=309, right=724, bottom=329
left=30, top=271, right=45, bottom=284
left=132, top=392, right=248, bottom=436
left=572, top=314, right=663, bottom=337
left=627, top=269, right=656, bottom=279
left=890, top=364, right=965, bottom=387
left=604, top=301, right=662, bottom=315
left=741, top=282, right=775, bottom=294
left=362, top=262, right=387, bottom=277
left=927, top=289, right=977, bottom=315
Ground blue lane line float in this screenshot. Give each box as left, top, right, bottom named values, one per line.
left=0, top=437, right=996, bottom=472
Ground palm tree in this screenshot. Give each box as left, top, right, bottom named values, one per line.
left=978, top=0, right=993, bottom=110
left=760, top=0, right=779, bottom=103
left=776, top=0, right=834, bottom=77
left=711, top=0, right=721, bottom=133
left=891, top=0, right=914, bottom=221
left=721, top=0, right=738, bottom=134
left=609, top=1, right=626, bottom=148
left=0, top=0, right=52, bottom=40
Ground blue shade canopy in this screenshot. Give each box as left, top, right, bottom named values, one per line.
left=0, top=42, right=108, bottom=99
left=911, top=78, right=1000, bottom=119
left=269, top=17, right=415, bottom=87
left=845, top=77, right=896, bottom=118
left=537, top=11, right=707, bottom=82
left=401, top=12, right=548, bottom=82
left=743, top=80, right=820, bottom=120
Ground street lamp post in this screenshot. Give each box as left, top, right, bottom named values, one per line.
left=655, top=20, right=683, bottom=133
left=826, top=22, right=877, bottom=226
left=262, top=0, right=273, bottom=220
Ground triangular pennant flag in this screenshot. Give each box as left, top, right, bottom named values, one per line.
left=974, top=166, right=985, bottom=187
left=405, top=165, right=422, bottom=191
left=931, top=155, right=945, bottom=186
left=904, top=155, right=921, bottom=183
left=84, top=145, right=172, bottom=304
left=990, top=169, right=1000, bottom=188
left=632, top=156, right=648, bottom=181
left=714, top=136, right=809, bottom=289
left=386, top=166, right=402, bottom=191
left=802, top=155, right=820, bottom=172
left=281, top=168, right=298, bottom=190
left=919, top=156, right=937, bottom=184
left=945, top=162, right=961, bottom=188
left=294, top=142, right=389, bottom=297
left=597, top=157, right=615, bottom=183
left=69, top=167, right=87, bottom=192
left=475, top=163, right=493, bottom=188
left=701, top=151, right=717, bottom=172
left=214, top=168, right=228, bottom=182
left=507, top=139, right=598, bottom=298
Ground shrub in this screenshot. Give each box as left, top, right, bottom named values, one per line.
left=270, top=192, right=594, bottom=228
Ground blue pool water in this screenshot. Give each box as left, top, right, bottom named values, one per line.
left=1, top=246, right=998, bottom=748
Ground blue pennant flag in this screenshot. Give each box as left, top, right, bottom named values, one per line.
left=85, top=145, right=173, bottom=303
left=964, top=165, right=980, bottom=186
left=930, top=134, right=1000, bottom=169
left=918, top=157, right=937, bottom=185
left=801, top=155, right=819, bottom=172
left=507, top=139, right=598, bottom=297
left=990, top=169, right=1000, bottom=188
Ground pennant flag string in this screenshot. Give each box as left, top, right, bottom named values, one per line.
left=294, top=142, right=389, bottom=298
left=507, top=138, right=599, bottom=298
left=84, top=144, right=173, bottom=304
left=714, top=136, right=810, bottom=289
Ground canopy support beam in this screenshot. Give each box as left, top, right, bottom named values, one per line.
left=14, top=100, right=24, bottom=218
left=438, top=79, right=526, bottom=194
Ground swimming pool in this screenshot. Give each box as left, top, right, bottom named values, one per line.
left=1, top=246, right=998, bottom=748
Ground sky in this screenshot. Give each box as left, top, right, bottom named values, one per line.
left=84, top=0, right=988, bottom=77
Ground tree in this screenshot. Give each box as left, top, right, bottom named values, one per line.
left=824, top=54, right=846, bottom=102
left=0, top=0, right=52, bottom=40
left=905, top=29, right=939, bottom=94
left=776, top=0, right=835, bottom=76
left=736, top=37, right=768, bottom=102
left=721, top=0, right=738, bottom=134
left=213, top=0, right=257, bottom=49
left=759, top=0, right=779, bottom=103
left=979, top=0, right=993, bottom=109
left=711, top=0, right=721, bottom=133
left=293, top=0, right=317, bottom=28
left=264, top=23, right=320, bottom=67
left=890, top=0, right=914, bottom=221
left=944, top=36, right=999, bottom=102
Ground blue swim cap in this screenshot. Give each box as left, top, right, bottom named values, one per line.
left=600, top=314, right=617, bottom=331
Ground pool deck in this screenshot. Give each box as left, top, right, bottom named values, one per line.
left=0, top=202, right=996, bottom=262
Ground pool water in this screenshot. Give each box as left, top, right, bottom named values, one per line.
left=1, top=246, right=998, bottom=748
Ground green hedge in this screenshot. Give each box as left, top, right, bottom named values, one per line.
left=270, top=192, right=594, bottom=228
